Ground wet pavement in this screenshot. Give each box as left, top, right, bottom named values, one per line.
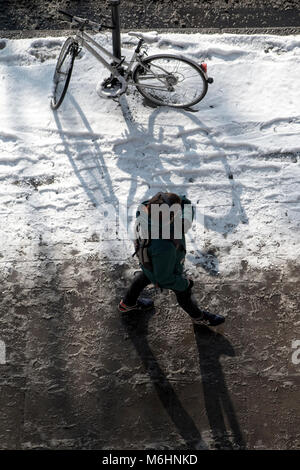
left=1, top=255, right=299, bottom=449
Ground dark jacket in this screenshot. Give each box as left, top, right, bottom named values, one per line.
left=136, top=195, right=193, bottom=292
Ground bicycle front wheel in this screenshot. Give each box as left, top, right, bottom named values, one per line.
left=133, top=54, right=208, bottom=108
left=50, top=37, right=77, bottom=110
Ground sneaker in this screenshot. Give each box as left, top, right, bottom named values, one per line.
left=192, top=310, right=225, bottom=327
left=118, top=297, right=154, bottom=312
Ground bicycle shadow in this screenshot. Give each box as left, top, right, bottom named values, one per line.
left=193, top=325, right=246, bottom=449
left=52, top=93, right=119, bottom=209
left=117, top=96, right=248, bottom=230
left=176, top=114, right=249, bottom=233
left=120, top=309, right=208, bottom=450
left=52, top=89, right=248, bottom=247
left=116, top=96, right=248, bottom=269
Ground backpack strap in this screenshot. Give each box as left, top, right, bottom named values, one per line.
left=132, top=220, right=153, bottom=271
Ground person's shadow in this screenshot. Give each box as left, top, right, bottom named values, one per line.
left=121, top=309, right=246, bottom=450
left=193, top=325, right=246, bottom=449
left=121, top=309, right=208, bottom=450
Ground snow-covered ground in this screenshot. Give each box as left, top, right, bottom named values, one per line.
left=0, top=32, right=300, bottom=279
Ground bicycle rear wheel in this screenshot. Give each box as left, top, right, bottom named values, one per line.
left=50, top=37, right=78, bottom=110
left=133, top=54, right=208, bottom=108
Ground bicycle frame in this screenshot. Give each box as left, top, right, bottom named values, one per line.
left=74, top=29, right=139, bottom=83
left=74, top=29, right=182, bottom=97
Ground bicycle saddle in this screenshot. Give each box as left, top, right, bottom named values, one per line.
left=127, top=31, right=158, bottom=44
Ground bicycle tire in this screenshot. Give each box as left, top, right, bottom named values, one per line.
left=133, top=54, right=208, bottom=108
left=50, top=37, right=77, bottom=110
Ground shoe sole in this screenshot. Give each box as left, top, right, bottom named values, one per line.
left=193, top=319, right=225, bottom=327
left=118, top=304, right=154, bottom=313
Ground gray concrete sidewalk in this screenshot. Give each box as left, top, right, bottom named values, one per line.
left=1, top=255, right=299, bottom=449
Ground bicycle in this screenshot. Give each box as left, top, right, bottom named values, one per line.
left=50, top=8, right=213, bottom=111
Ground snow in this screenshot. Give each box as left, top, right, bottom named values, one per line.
left=0, top=32, right=299, bottom=277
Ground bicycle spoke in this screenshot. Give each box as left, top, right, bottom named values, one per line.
left=134, top=55, right=207, bottom=107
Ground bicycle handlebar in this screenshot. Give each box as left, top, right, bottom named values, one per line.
left=58, top=9, right=113, bottom=31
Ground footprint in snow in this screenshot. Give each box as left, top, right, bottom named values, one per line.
left=29, top=39, right=64, bottom=63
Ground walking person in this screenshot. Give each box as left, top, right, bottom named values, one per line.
left=119, top=192, right=225, bottom=327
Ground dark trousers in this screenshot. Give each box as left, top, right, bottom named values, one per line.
left=123, top=271, right=151, bottom=306
left=123, top=271, right=204, bottom=320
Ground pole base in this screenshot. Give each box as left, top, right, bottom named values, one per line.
left=96, top=76, right=127, bottom=99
